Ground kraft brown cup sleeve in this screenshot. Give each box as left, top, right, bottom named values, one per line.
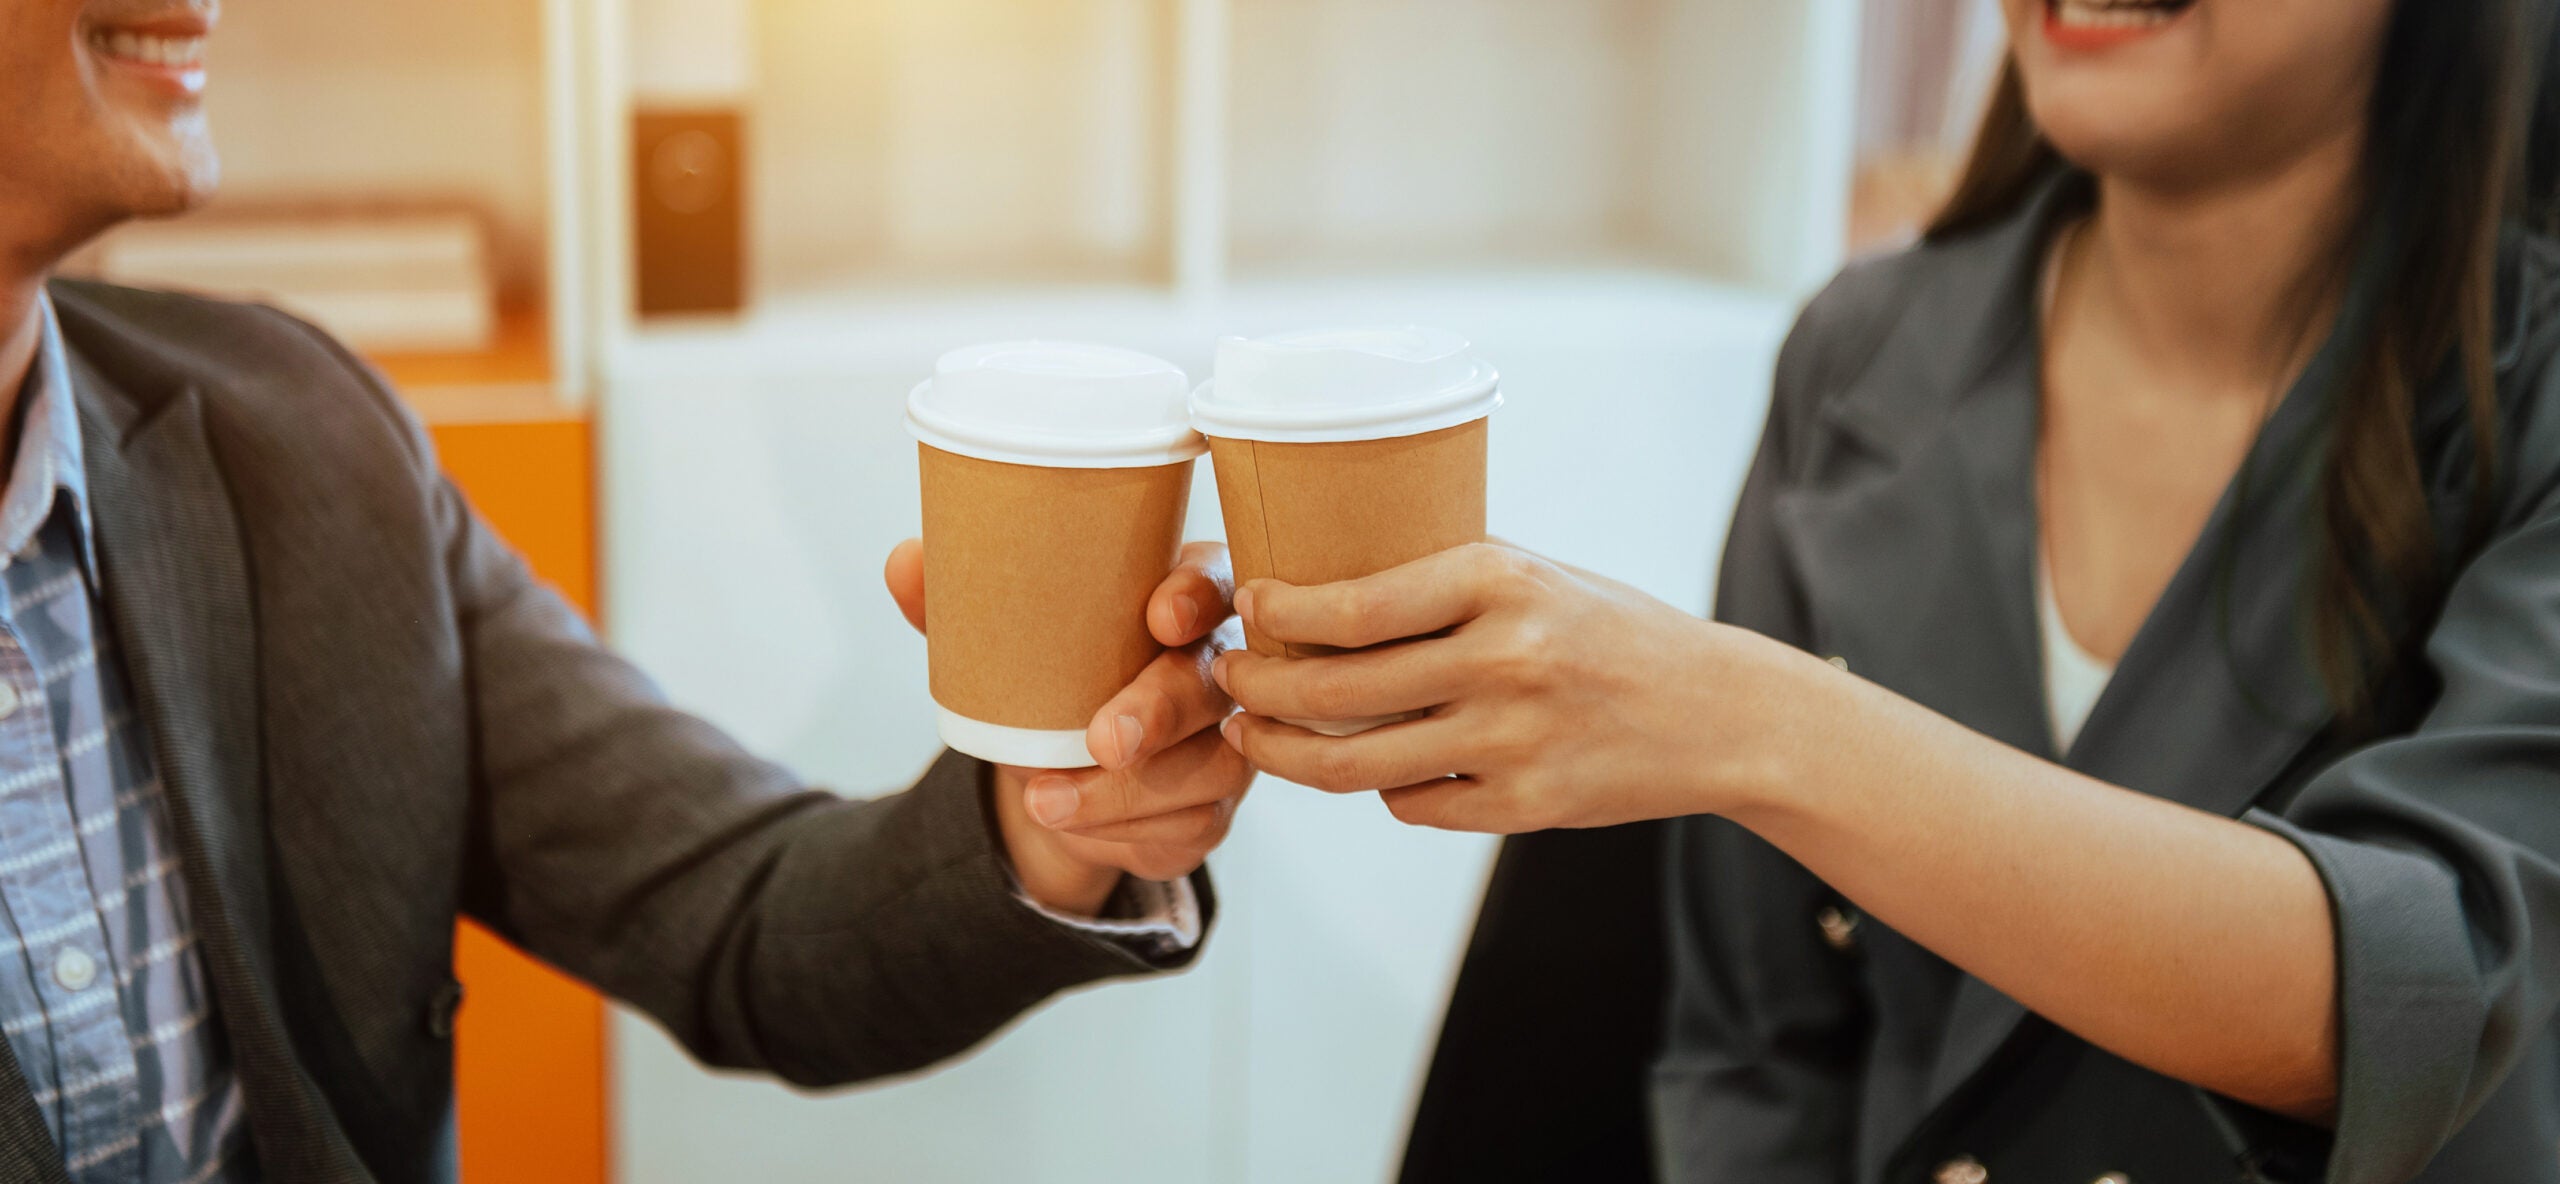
left=919, top=444, right=1193, bottom=731
left=1209, top=417, right=1489, bottom=657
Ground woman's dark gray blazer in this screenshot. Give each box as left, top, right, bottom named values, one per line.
left=1404, top=171, right=2560, bottom=1184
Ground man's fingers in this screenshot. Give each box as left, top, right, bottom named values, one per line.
left=1028, top=728, right=1249, bottom=830
left=1115, top=842, right=1217, bottom=884
left=1066, top=796, right=1238, bottom=846
left=884, top=538, right=927, bottom=634
left=1149, top=541, right=1235, bottom=648
left=1212, top=643, right=1456, bottom=723
left=1087, top=622, right=1242, bottom=770
left=1238, top=543, right=1522, bottom=650
left=1218, top=712, right=1461, bottom=794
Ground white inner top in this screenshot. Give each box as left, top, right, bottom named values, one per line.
left=2036, top=215, right=2117, bottom=754
left=2038, top=547, right=2117, bottom=754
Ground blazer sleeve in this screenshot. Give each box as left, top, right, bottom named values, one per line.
left=2238, top=455, right=2560, bottom=1183
left=350, top=363, right=1198, bottom=1086
left=1650, top=284, right=1872, bottom=1182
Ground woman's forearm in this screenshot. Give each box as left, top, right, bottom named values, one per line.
left=1214, top=549, right=2343, bottom=1118
left=1716, top=638, right=2340, bottom=1121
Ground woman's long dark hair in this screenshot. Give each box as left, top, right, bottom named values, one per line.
left=1930, top=0, right=2556, bottom=724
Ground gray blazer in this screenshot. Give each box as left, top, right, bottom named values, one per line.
left=5, top=278, right=1203, bottom=1184
left=1652, top=172, right=2560, bottom=1184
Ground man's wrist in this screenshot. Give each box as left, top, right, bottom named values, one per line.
left=988, top=764, right=1122, bottom=916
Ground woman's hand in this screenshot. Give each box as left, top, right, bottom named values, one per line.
left=1214, top=542, right=1815, bottom=832
left=886, top=539, right=1252, bottom=916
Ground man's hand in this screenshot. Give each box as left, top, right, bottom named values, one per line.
left=886, top=539, right=1251, bottom=916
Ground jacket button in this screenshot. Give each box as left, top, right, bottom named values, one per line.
left=1816, top=905, right=1860, bottom=952
left=425, top=979, right=465, bottom=1039
left=1934, top=1157, right=1988, bottom=1184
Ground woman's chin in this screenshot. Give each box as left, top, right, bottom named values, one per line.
left=2028, top=96, right=2236, bottom=190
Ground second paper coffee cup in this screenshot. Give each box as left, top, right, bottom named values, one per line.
left=907, top=341, right=1204, bottom=768
left=1191, top=326, right=1500, bottom=735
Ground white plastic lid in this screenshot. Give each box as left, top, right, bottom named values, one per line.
left=1189, top=326, right=1501, bottom=444
left=906, top=341, right=1207, bottom=468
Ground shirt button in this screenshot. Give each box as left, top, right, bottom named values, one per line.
left=1935, top=1157, right=1989, bottom=1184
left=1816, top=905, right=1860, bottom=952
left=2092, top=1175, right=2131, bottom=1184
left=52, top=946, right=96, bottom=992
left=1826, top=655, right=1851, bottom=672
left=0, top=682, right=23, bottom=720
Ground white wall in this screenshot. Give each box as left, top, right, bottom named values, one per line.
left=600, top=273, right=1788, bottom=1183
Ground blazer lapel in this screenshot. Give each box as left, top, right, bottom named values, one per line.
left=1910, top=238, right=2349, bottom=1121
left=1772, top=176, right=2074, bottom=764
left=72, top=358, right=362, bottom=1182
left=1770, top=169, right=2351, bottom=1130
left=1775, top=338, right=2052, bottom=758
left=1920, top=370, right=2338, bottom=1113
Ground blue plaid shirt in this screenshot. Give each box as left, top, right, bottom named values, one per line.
left=0, top=298, right=251, bottom=1183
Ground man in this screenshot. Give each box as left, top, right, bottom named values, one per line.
left=0, top=2, right=1254, bottom=1181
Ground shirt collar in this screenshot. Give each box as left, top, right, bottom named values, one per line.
left=2, top=295, right=100, bottom=581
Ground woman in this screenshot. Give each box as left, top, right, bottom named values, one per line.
left=1203, top=0, right=2560, bottom=1179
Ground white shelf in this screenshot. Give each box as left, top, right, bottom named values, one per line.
left=205, top=0, right=552, bottom=293
left=1229, top=0, right=1856, bottom=292
left=736, top=0, right=1177, bottom=299
left=614, top=265, right=1793, bottom=382
left=136, top=0, right=601, bottom=402
left=609, top=0, right=1853, bottom=331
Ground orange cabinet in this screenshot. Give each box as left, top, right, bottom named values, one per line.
left=426, top=406, right=610, bottom=1184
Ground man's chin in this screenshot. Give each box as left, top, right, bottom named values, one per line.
left=107, top=130, right=219, bottom=222
left=55, top=139, right=218, bottom=268
left=151, top=120, right=219, bottom=214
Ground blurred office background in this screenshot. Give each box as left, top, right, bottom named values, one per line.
left=63, top=0, right=2001, bottom=1179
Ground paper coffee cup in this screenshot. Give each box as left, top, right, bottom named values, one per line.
left=908, top=341, right=1205, bottom=768
left=1191, top=326, right=1499, bottom=735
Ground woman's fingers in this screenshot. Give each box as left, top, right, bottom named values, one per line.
left=1087, top=621, right=1243, bottom=770
left=1239, top=543, right=1526, bottom=650
left=1213, top=642, right=1455, bottom=723
left=883, top=537, right=927, bottom=634
left=1027, top=727, right=1251, bottom=831
left=1217, top=712, right=1464, bottom=794
left=1149, top=541, right=1236, bottom=647
left=1377, top=778, right=1495, bottom=832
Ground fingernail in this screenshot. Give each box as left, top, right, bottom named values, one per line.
left=1219, top=714, right=1240, bottom=747
left=1026, top=777, right=1079, bottom=827
left=1234, top=584, right=1256, bottom=625
left=1210, top=653, right=1234, bottom=695
left=1172, top=594, right=1200, bottom=638
left=1112, top=714, right=1144, bottom=767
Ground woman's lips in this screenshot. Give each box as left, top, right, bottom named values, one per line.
left=2043, top=0, right=2193, bottom=52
